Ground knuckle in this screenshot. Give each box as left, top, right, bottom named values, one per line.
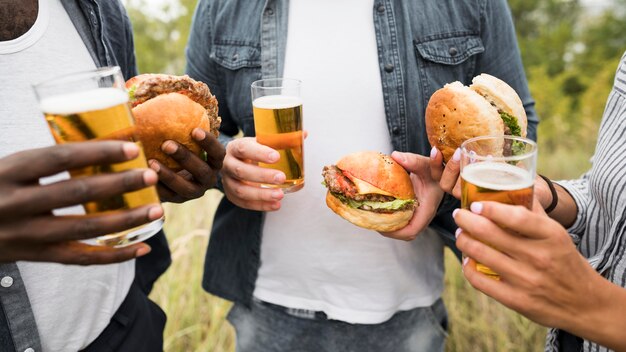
left=50, top=146, right=73, bottom=170
left=72, top=218, right=100, bottom=239
left=70, top=179, right=92, bottom=203
left=233, top=166, right=244, bottom=179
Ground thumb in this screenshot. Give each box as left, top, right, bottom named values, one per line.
left=391, top=151, right=427, bottom=174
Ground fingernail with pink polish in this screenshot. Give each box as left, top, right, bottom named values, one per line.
left=430, top=147, right=438, bottom=159
left=455, top=228, right=462, bottom=239
left=452, top=148, right=461, bottom=162
left=463, top=256, right=469, bottom=266
left=452, top=209, right=459, bottom=218
left=470, top=202, right=483, bottom=214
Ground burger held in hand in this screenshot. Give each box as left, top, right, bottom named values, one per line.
left=322, top=151, right=417, bottom=232
left=425, top=73, right=527, bottom=161
left=126, top=74, right=221, bottom=171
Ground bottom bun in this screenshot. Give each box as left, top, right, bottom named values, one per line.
left=325, top=192, right=413, bottom=232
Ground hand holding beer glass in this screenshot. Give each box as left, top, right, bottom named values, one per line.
left=460, top=136, right=537, bottom=279
left=33, top=67, right=164, bottom=247
left=251, top=78, right=304, bottom=193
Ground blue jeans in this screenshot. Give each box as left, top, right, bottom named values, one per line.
left=227, top=298, right=448, bottom=352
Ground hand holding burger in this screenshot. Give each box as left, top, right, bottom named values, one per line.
left=425, top=74, right=528, bottom=198
left=126, top=74, right=225, bottom=203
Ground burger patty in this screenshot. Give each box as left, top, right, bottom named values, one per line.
left=322, top=165, right=397, bottom=203
left=132, top=75, right=221, bottom=136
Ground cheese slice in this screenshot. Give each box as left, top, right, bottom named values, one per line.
left=344, top=173, right=395, bottom=197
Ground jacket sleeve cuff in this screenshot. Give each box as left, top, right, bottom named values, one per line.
left=554, top=178, right=589, bottom=242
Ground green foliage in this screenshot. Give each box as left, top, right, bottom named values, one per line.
left=125, top=0, right=197, bottom=74
left=124, top=0, right=626, bottom=351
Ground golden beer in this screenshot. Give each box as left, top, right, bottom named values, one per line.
left=252, top=95, right=304, bottom=192
left=40, top=87, right=163, bottom=246
left=461, top=161, right=534, bottom=279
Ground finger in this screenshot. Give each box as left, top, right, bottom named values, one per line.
left=467, top=201, right=551, bottom=239
left=1, top=169, right=158, bottom=218
left=10, top=241, right=153, bottom=265
left=150, top=159, right=209, bottom=200
left=453, top=208, right=527, bottom=258
left=390, top=151, right=429, bottom=174
left=1, top=204, right=163, bottom=243
left=455, top=229, right=519, bottom=279
left=2, top=141, right=141, bottom=183
left=223, top=154, right=285, bottom=185
left=439, top=148, right=461, bottom=193
left=429, top=147, right=444, bottom=182
left=12, top=168, right=157, bottom=214
left=192, top=128, right=225, bottom=170
left=161, top=140, right=215, bottom=186
left=223, top=177, right=284, bottom=207
left=227, top=137, right=280, bottom=164
left=452, top=180, right=462, bottom=199
left=462, top=257, right=520, bottom=309
left=154, top=182, right=181, bottom=203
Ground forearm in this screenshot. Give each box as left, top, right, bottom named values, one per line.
left=566, top=275, right=626, bottom=351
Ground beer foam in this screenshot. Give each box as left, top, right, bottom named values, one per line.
left=253, top=95, right=302, bottom=109
left=39, top=88, right=129, bottom=114
left=461, top=162, right=534, bottom=191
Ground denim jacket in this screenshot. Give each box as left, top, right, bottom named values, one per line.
left=0, top=1, right=173, bottom=351
left=186, top=0, right=538, bottom=308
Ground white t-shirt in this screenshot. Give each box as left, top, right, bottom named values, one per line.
left=254, top=0, right=444, bottom=324
left=0, top=1, right=134, bottom=350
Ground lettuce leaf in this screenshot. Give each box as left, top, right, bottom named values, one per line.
left=499, top=112, right=521, bottom=137
left=333, top=193, right=415, bottom=210
left=128, top=85, right=137, bottom=103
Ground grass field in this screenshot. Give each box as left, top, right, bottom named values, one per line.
left=151, top=187, right=557, bottom=352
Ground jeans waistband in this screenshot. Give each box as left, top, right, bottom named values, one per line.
left=254, top=299, right=329, bottom=321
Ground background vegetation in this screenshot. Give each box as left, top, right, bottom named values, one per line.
left=123, top=0, right=626, bottom=350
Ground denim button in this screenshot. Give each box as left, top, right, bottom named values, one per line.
left=384, top=64, right=394, bottom=72
left=449, top=47, right=458, bottom=56
left=265, top=8, right=274, bottom=16
left=1, top=276, right=13, bottom=288
left=392, top=126, right=400, bottom=135
left=377, top=4, right=385, bottom=13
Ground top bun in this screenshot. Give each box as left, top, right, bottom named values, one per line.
left=126, top=74, right=221, bottom=171
left=336, top=151, right=415, bottom=199
left=470, top=74, right=527, bottom=137
left=425, top=82, right=504, bottom=162
left=132, top=93, right=213, bottom=171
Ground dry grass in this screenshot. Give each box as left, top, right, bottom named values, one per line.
left=151, top=191, right=550, bottom=352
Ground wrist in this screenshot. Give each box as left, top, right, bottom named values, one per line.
left=534, top=175, right=553, bottom=210
left=565, top=271, right=626, bottom=350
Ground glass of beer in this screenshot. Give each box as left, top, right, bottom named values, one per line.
left=460, top=135, right=537, bottom=280
left=251, top=78, right=304, bottom=193
left=33, top=66, right=164, bottom=247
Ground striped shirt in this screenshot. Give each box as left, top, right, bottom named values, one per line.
left=547, top=52, right=626, bottom=352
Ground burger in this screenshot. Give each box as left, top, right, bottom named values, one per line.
left=125, top=74, right=221, bottom=170
left=425, top=73, right=527, bottom=161
left=322, top=151, right=417, bottom=232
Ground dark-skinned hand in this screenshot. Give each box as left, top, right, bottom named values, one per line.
left=149, top=128, right=225, bottom=203
left=0, top=141, right=164, bottom=265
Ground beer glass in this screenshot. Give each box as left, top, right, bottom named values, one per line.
left=460, top=136, right=537, bottom=280
left=33, top=66, right=164, bottom=247
left=251, top=78, right=304, bottom=193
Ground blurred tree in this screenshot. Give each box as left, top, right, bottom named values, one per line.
left=124, top=0, right=198, bottom=75
left=508, top=0, right=580, bottom=76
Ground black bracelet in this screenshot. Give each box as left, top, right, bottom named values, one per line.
left=539, top=174, right=558, bottom=213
